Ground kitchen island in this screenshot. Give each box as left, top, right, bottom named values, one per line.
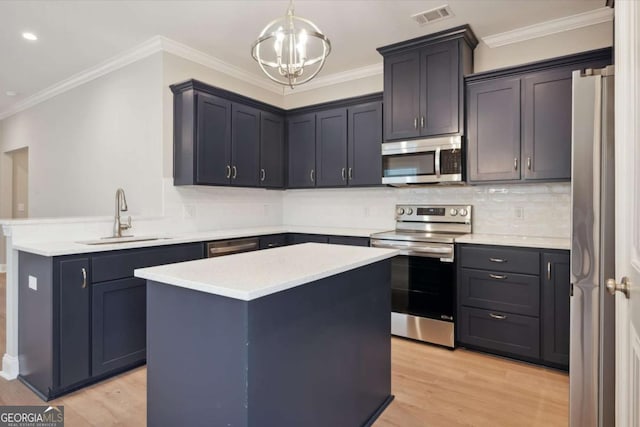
left=134, top=242, right=398, bottom=427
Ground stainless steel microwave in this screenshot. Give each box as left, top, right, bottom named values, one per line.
left=381, top=136, right=463, bottom=186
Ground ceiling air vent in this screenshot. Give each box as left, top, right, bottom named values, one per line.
left=411, top=5, right=454, bottom=25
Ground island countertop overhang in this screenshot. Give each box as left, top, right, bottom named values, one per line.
left=134, top=243, right=399, bottom=301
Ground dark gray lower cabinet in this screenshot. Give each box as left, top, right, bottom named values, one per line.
left=328, top=236, right=369, bottom=247
left=92, top=278, right=147, bottom=376
left=59, top=257, right=91, bottom=389
left=541, top=252, right=570, bottom=368
left=18, top=242, right=204, bottom=400
left=457, top=244, right=570, bottom=370
left=259, top=234, right=288, bottom=249
left=289, top=233, right=329, bottom=244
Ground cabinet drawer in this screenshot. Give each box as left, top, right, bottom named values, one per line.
left=92, top=243, right=204, bottom=283
left=288, top=234, right=329, bottom=244
left=458, top=306, right=540, bottom=359
left=459, top=245, right=539, bottom=275
left=459, top=269, right=539, bottom=316
left=259, top=234, right=288, bottom=250
left=328, top=236, right=370, bottom=247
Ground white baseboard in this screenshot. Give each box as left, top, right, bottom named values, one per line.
left=0, top=353, right=19, bottom=380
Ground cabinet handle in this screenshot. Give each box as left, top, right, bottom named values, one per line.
left=341, top=168, right=346, bottom=181
left=489, top=313, right=507, bottom=320
left=420, top=116, right=425, bottom=128
left=348, top=167, right=353, bottom=180
left=232, top=166, right=237, bottom=179
left=514, top=157, right=519, bottom=171
left=260, top=168, right=266, bottom=182
left=225, top=165, right=231, bottom=179
left=310, top=169, right=315, bottom=182
left=489, top=257, right=507, bottom=263
left=489, top=273, right=507, bottom=280
left=527, top=157, right=532, bottom=170
left=413, top=117, right=418, bottom=129
left=81, top=267, right=87, bottom=289
left=547, top=261, right=552, bottom=280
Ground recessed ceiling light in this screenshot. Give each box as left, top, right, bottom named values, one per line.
left=5, top=91, right=17, bottom=97
left=22, top=32, right=38, bottom=41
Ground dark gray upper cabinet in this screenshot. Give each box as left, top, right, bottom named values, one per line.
left=231, top=103, right=260, bottom=187
left=171, top=80, right=285, bottom=188
left=420, top=40, right=460, bottom=136
left=467, top=77, right=521, bottom=182
left=348, top=101, right=383, bottom=186
left=465, top=48, right=612, bottom=184
left=195, top=93, right=232, bottom=185
left=382, top=51, right=421, bottom=140
left=378, top=25, right=478, bottom=142
left=522, top=69, right=572, bottom=180
left=316, top=108, right=348, bottom=187
left=59, top=257, right=91, bottom=389
left=259, top=111, right=284, bottom=188
left=541, top=252, right=570, bottom=369
left=288, top=113, right=317, bottom=188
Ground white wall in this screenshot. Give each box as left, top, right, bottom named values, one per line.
left=0, top=53, right=164, bottom=218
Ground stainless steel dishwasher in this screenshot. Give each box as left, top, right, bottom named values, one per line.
left=206, top=238, right=260, bottom=258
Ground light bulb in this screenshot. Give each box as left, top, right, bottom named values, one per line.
left=273, top=26, right=285, bottom=57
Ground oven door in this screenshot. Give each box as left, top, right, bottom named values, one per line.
left=389, top=255, right=454, bottom=321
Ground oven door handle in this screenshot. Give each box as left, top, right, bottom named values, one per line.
left=371, top=241, right=453, bottom=261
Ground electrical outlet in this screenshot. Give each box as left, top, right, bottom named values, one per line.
left=28, top=275, right=37, bottom=291
left=514, top=207, right=524, bottom=220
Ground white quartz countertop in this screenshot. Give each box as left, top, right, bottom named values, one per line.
left=454, top=233, right=570, bottom=250
left=13, top=226, right=385, bottom=257
left=134, top=243, right=399, bottom=301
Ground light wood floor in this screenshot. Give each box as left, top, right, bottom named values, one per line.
left=0, top=273, right=568, bottom=426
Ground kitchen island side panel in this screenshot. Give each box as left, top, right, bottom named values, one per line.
left=247, top=260, right=392, bottom=427
left=146, top=281, right=250, bottom=427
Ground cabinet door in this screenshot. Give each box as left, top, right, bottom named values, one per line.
left=383, top=51, right=421, bottom=141
left=522, top=69, right=572, bottom=181
left=289, top=234, right=329, bottom=244
left=59, top=257, right=90, bottom=388
left=260, top=111, right=285, bottom=188
left=231, top=103, right=260, bottom=187
left=420, top=40, right=459, bottom=136
left=92, top=278, right=147, bottom=376
left=348, top=101, right=382, bottom=187
left=196, top=93, right=231, bottom=185
left=467, top=78, right=521, bottom=182
left=288, top=113, right=316, bottom=188
left=259, top=234, right=288, bottom=249
left=316, top=108, right=348, bottom=187
left=541, top=252, right=570, bottom=368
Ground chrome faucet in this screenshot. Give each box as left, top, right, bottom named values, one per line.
left=113, top=188, right=131, bottom=238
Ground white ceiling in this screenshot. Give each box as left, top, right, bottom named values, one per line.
left=0, top=0, right=605, bottom=115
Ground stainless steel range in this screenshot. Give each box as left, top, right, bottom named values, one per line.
left=370, top=204, right=472, bottom=347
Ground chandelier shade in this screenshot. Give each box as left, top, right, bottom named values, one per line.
left=251, top=1, right=331, bottom=89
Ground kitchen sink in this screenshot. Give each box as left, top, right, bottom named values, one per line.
left=76, top=236, right=169, bottom=245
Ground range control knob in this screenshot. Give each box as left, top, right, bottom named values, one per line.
left=459, top=208, right=468, bottom=217
left=396, top=208, right=405, bottom=215
left=450, top=208, right=458, bottom=216
left=406, top=208, right=414, bottom=215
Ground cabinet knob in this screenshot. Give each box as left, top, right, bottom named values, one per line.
left=547, top=261, right=552, bottom=280
left=514, top=157, right=519, bottom=171
left=260, top=169, right=266, bottom=182
left=348, top=168, right=353, bottom=180
left=225, top=165, right=231, bottom=179
left=413, top=118, right=418, bottom=129
left=489, top=313, right=507, bottom=320
left=81, top=267, right=87, bottom=289
left=232, top=166, right=237, bottom=179
left=527, top=157, right=532, bottom=170
left=341, top=168, right=346, bottom=181
left=420, top=116, right=425, bottom=128
left=310, top=169, right=315, bottom=182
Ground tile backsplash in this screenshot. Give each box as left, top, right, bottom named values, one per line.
left=282, top=183, right=571, bottom=238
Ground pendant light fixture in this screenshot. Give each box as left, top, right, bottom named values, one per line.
left=251, top=0, right=331, bottom=89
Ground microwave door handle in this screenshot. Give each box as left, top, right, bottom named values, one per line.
left=435, top=146, right=441, bottom=178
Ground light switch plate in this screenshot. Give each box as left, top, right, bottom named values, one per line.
left=28, top=275, right=37, bottom=291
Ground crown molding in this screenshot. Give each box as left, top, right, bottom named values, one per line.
left=482, top=7, right=614, bottom=48
left=0, top=36, right=165, bottom=120
left=0, top=34, right=382, bottom=120
left=283, top=63, right=383, bottom=95
left=157, top=36, right=284, bottom=95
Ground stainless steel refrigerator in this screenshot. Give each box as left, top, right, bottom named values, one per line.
left=570, top=65, right=615, bottom=427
